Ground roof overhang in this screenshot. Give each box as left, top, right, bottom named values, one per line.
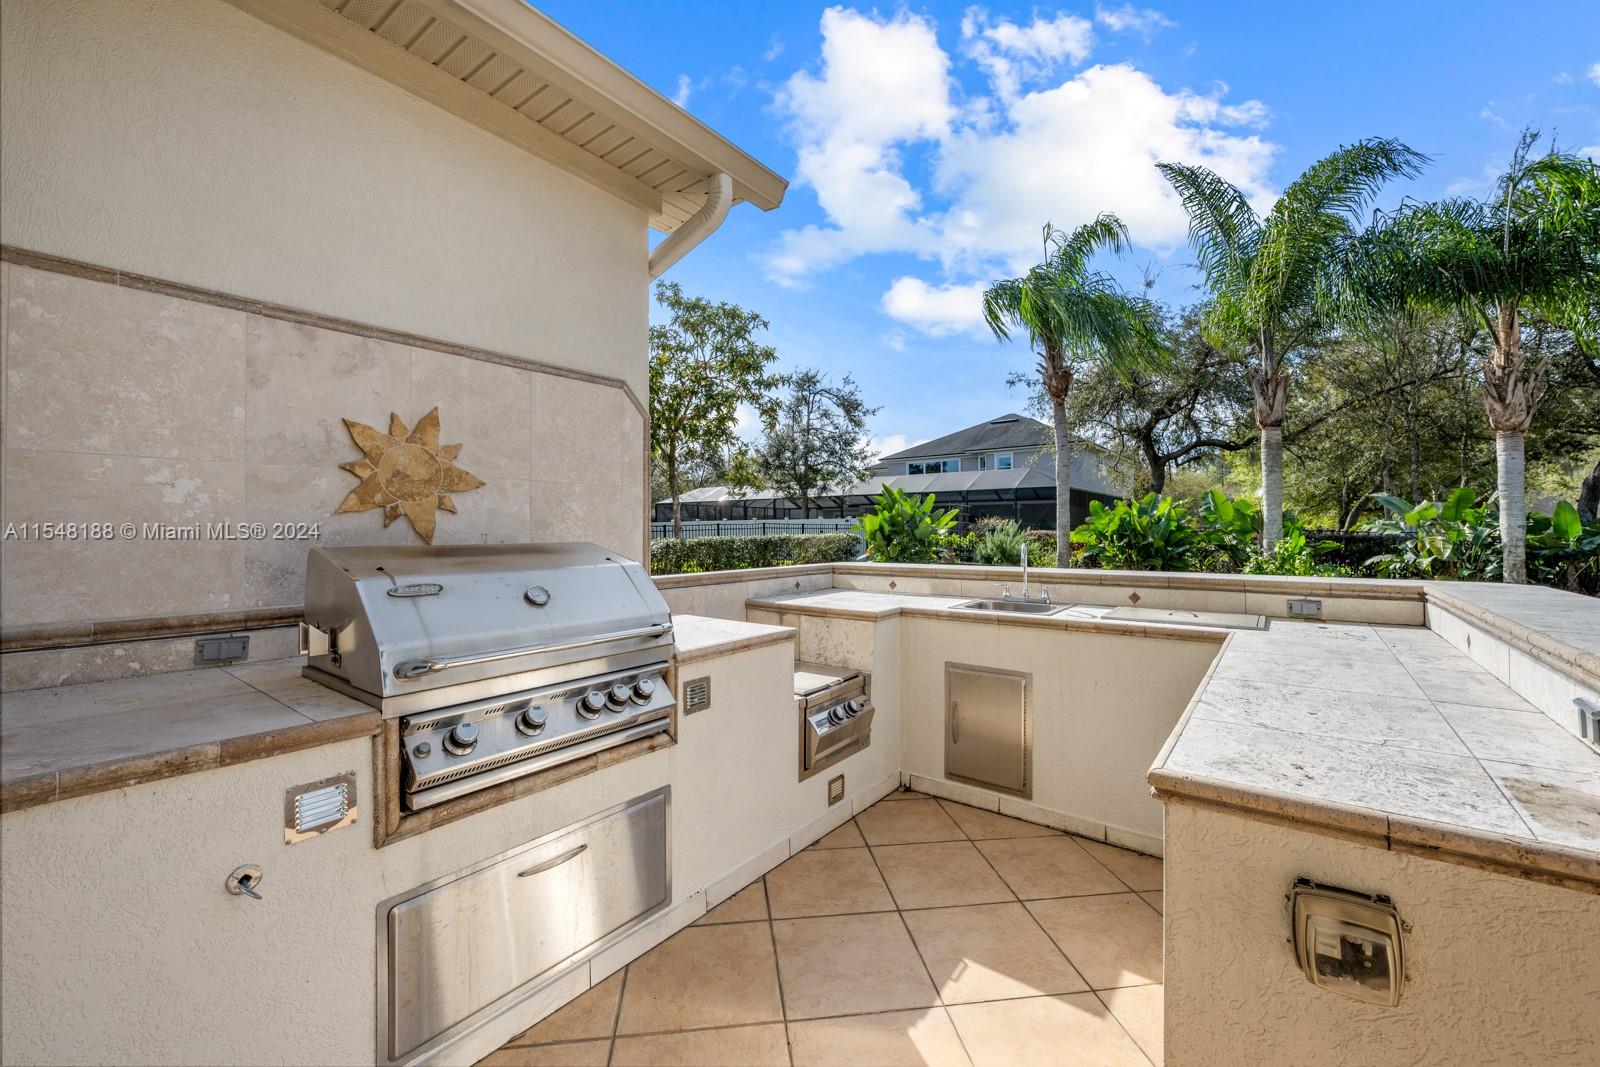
left=226, top=0, right=786, bottom=231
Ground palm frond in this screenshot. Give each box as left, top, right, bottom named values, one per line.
left=1155, top=162, right=1261, bottom=291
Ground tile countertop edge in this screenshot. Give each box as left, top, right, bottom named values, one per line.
left=1, top=712, right=379, bottom=815
left=1147, top=767, right=1600, bottom=894
left=672, top=615, right=797, bottom=666
left=1424, top=586, right=1600, bottom=689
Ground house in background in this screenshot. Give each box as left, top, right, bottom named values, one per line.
left=654, top=414, right=1126, bottom=527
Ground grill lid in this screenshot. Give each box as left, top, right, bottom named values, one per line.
left=302, top=543, right=672, bottom=699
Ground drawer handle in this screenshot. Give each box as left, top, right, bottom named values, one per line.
left=518, top=844, right=588, bottom=877
left=951, top=701, right=960, bottom=744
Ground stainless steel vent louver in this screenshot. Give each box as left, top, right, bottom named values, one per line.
left=284, top=772, right=358, bottom=844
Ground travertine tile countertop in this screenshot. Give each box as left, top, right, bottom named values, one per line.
left=0, top=658, right=378, bottom=813
left=672, top=614, right=796, bottom=665
left=1150, top=620, right=1600, bottom=891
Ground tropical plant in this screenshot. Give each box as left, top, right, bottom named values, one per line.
left=1158, top=138, right=1427, bottom=547
left=855, top=487, right=959, bottom=563
left=1526, top=501, right=1600, bottom=594
left=971, top=519, right=1033, bottom=567
left=758, top=369, right=878, bottom=519
left=1362, top=489, right=1501, bottom=580
left=1242, top=527, right=1351, bottom=577
left=1197, top=489, right=1263, bottom=566
left=649, top=282, right=783, bottom=538
left=982, top=215, right=1163, bottom=557
left=1069, top=494, right=1204, bottom=571
left=1340, top=134, right=1600, bottom=581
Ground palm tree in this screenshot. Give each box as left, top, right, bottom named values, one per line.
left=1340, top=134, right=1599, bottom=581
left=1158, top=138, right=1426, bottom=546
left=982, top=215, right=1161, bottom=557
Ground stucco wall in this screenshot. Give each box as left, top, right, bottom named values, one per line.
left=0, top=638, right=901, bottom=1066
left=1163, top=799, right=1600, bottom=1066
left=0, top=0, right=648, bottom=395
left=0, top=0, right=653, bottom=632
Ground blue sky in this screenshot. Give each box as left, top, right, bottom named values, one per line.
left=542, top=1, right=1600, bottom=458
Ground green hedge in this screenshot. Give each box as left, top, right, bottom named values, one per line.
left=649, top=533, right=859, bottom=575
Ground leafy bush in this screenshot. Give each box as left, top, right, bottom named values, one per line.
left=1527, top=501, right=1600, bottom=594
left=1363, top=489, right=1501, bottom=581
left=972, top=520, right=1029, bottom=566
left=1023, top=529, right=1058, bottom=568
left=1197, top=489, right=1261, bottom=567
left=649, top=533, right=857, bottom=575
left=1242, top=527, right=1352, bottom=577
left=1070, top=494, right=1204, bottom=571
left=855, top=487, right=959, bottom=563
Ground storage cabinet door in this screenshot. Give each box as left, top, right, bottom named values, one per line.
left=945, top=666, right=1029, bottom=795
left=386, top=790, right=668, bottom=1061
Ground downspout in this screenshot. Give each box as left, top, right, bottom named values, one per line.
left=648, top=172, right=732, bottom=278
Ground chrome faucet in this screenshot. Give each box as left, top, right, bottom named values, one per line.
left=1020, top=544, right=1029, bottom=600
left=1000, top=544, right=1049, bottom=604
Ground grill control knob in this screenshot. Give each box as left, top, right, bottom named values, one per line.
left=828, top=706, right=849, bottom=726
left=845, top=699, right=865, bottom=718
left=607, top=683, right=632, bottom=711
left=578, top=691, right=607, bottom=719
left=443, top=720, right=479, bottom=755
left=631, top=678, right=657, bottom=704
left=516, top=706, right=548, bottom=736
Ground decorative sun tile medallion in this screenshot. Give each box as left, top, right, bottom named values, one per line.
left=335, top=407, right=484, bottom=544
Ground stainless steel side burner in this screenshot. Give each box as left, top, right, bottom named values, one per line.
left=796, top=662, right=873, bottom=781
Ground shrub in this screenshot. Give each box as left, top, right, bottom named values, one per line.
left=1527, top=501, right=1600, bottom=595
left=1023, top=529, right=1058, bottom=568
left=855, top=487, right=959, bottom=563
left=972, top=520, right=1029, bottom=566
left=1070, top=494, right=1204, bottom=571
left=649, top=532, right=857, bottom=575
left=1362, top=489, right=1501, bottom=581
left=1197, top=489, right=1261, bottom=567
left=1242, top=527, right=1352, bottom=577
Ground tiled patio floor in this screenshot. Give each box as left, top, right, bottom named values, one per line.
left=479, top=791, right=1164, bottom=1067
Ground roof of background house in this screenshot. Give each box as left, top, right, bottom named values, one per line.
left=877, top=414, right=1052, bottom=462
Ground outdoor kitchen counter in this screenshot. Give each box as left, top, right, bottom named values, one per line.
left=672, top=613, right=796, bottom=665
left=0, top=658, right=378, bottom=814
left=1150, top=620, right=1600, bottom=893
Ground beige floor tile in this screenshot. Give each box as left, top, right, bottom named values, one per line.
left=856, top=798, right=966, bottom=845
left=507, top=971, right=621, bottom=1045
left=1027, top=895, right=1163, bottom=990
left=696, top=882, right=769, bottom=925
left=788, top=1007, right=973, bottom=1067
left=880, top=789, right=929, bottom=801
left=1139, top=892, right=1162, bottom=915
left=1077, top=840, right=1164, bottom=892
left=773, top=912, right=940, bottom=1019
left=946, top=993, right=1149, bottom=1067
left=615, top=924, right=782, bottom=1034
left=767, top=848, right=896, bottom=918
left=873, top=841, right=1015, bottom=910
left=809, top=820, right=867, bottom=849
left=902, top=902, right=1087, bottom=1004
left=476, top=1039, right=612, bottom=1067
left=938, top=801, right=1060, bottom=840
left=1099, top=984, right=1164, bottom=1065
left=610, top=1023, right=789, bottom=1067
left=974, top=838, right=1126, bottom=899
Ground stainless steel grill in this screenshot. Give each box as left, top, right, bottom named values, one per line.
left=299, top=543, right=674, bottom=811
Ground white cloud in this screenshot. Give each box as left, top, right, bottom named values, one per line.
left=766, top=9, right=1277, bottom=293
left=882, top=277, right=990, bottom=337
left=1589, top=62, right=1600, bottom=87
left=1554, top=71, right=1572, bottom=85
left=864, top=434, right=919, bottom=461
left=961, top=8, right=1095, bottom=101
left=764, top=35, right=784, bottom=62
left=1580, top=145, right=1600, bottom=162
left=672, top=74, right=693, bottom=108
left=1094, top=4, right=1175, bottom=39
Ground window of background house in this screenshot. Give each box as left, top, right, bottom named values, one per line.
left=995, top=453, right=1013, bottom=470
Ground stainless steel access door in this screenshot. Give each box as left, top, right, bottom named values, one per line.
left=945, top=664, right=1030, bottom=796
left=383, top=788, right=668, bottom=1063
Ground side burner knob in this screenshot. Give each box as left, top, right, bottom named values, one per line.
left=578, top=691, right=607, bottom=719
left=844, top=699, right=865, bottom=718
left=443, top=720, right=479, bottom=755
left=828, top=706, right=849, bottom=725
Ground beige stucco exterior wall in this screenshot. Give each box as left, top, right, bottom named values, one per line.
left=0, top=0, right=653, bottom=631
left=0, top=637, right=901, bottom=1066
left=1163, top=799, right=1600, bottom=1066
left=0, top=0, right=648, bottom=396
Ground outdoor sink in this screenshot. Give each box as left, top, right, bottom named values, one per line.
left=951, top=598, right=1063, bottom=615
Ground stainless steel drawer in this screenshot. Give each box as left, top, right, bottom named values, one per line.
left=382, top=788, right=669, bottom=1063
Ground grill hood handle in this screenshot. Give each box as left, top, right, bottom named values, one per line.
left=393, top=622, right=673, bottom=680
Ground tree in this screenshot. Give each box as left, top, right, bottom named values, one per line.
left=649, top=282, right=782, bottom=538
left=1158, top=137, right=1426, bottom=546
left=982, top=216, right=1162, bottom=555
left=758, top=369, right=877, bottom=517
left=1342, top=134, right=1599, bottom=580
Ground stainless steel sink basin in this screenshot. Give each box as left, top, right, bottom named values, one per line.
left=951, top=598, right=1063, bottom=615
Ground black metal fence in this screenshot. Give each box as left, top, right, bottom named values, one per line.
left=649, top=519, right=858, bottom=541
